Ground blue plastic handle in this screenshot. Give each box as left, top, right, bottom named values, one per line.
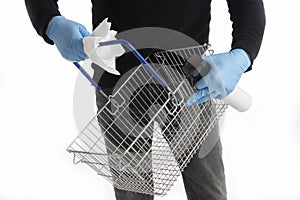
left=73, top=39, right=170, bottom=92
left=73, top=62, right=101, bottom=91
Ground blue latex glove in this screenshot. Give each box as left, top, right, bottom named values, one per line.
left=186, top=48, right=251, bottom=106
left=46, top=16, right=90, bottom=62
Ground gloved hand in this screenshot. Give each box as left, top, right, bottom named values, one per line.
left=46, top=16, right=90, bottom=62
left=186, top=48, right=251, bottom=106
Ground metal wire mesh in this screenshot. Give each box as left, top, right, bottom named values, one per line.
left=67, top=45, right=227, bottom=196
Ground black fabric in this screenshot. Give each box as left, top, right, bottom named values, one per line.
left=25, top=0, right=61, bottom=44
left=25, top=0, right=265, bottom=83
left=227, top=0, right=266, bottom=64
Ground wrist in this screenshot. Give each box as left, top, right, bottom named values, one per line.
left=46, top=16, right=65, bottom=40
left=231, top=48, right=251, bottom=72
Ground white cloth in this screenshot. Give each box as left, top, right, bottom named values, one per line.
left=83, top=18, right=125, bottom=75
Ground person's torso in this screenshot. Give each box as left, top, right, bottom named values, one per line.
left=92, top=0, right=211, bottom=42
left=91, top=0, right=212, bottom=88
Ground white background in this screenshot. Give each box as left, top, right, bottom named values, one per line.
left=1, top=0, right=300, bottom=200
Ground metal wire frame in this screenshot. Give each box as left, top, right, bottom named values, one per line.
left=67, top=44, right=227, bottom=196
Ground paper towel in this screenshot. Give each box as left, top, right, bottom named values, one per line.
left=83, top=18, right=125, bottom=75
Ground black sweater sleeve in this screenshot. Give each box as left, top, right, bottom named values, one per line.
left=227, top=0, right=266, bottom=63
left=25, top=0, right=61, bottom=44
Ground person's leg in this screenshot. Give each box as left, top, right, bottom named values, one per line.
left=181, top=126, right=227, bottom=200
left=96, top=90, right=154, bottom=200
left=114, top=188, right=154, bottom=200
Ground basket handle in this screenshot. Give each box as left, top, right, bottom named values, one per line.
left=73, top=39, right=171, bottom=92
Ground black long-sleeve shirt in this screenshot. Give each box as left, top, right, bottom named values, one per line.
left=25, top=0, right=265, bottom=87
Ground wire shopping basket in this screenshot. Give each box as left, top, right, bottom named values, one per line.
left=68, top=40, right=228, bottom=196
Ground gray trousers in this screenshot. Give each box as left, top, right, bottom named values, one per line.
left=96, top=90, right=227, bottom=200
